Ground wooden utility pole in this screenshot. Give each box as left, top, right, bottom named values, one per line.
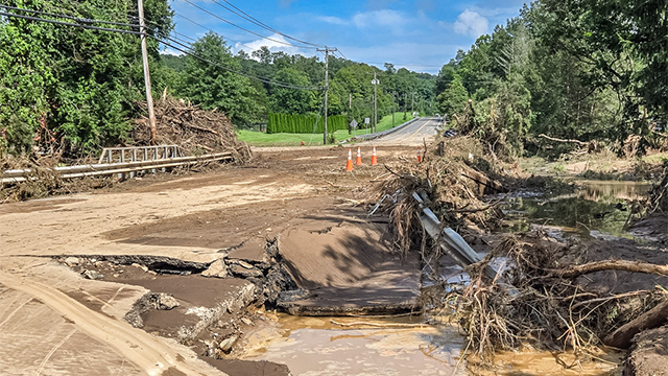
left=391, top=92, right=396, bottom=128
left=137, top=0, right=157, bottom=143
left=373, top=72, right=378, bottom=133
left=317, top=47, right=337, bottom=144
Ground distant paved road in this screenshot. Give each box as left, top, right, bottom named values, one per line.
left=369, top=117, right=440, bottom=145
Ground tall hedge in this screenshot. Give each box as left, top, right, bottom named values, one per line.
left=267, top=113, right=347, bottom=134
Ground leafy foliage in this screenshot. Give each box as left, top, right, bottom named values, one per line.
left=0, top=0, right=173, bottom=156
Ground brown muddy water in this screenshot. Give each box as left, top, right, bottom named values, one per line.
left=503, top=180, right=652, bottom=239
left=236, top=181, right=646, bottom=375
left=241, top=315, right=620, bottom=376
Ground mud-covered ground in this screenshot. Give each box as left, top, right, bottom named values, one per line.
left=1, top=144, right=666, bottom=376
left=0, top=145, right=427, bottom=376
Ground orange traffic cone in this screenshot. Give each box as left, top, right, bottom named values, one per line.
left=370, top=146, right=378, bottom=166
left=417, top=146, right=422, bottom=163
left=346, top=148, right=354, bottom=171
left=356, top=146, right=363, bottom=165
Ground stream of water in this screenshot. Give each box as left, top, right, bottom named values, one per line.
left=243, top=180, right=648, bottom=375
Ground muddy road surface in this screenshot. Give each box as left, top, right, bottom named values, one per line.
left=0, top=145, right=430, bottom=376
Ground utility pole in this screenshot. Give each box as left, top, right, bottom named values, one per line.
left=317, top=47, right=337, bottom=144
left=137, top=0, right=157, bottom=144
left=391, top=92, right=396, bottom=128
left=411, top=92, right=416, bottom=115
left=372, top=72, right=378, bottom=133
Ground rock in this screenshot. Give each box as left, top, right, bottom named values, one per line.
left=230, top=264, right=263, bottom=279
left=240, top=317, right=254, bottom=326
left=131, top=263, right=149, bottom=273
left=218, top=334, right=239, bottom=353
left=238, top=260, right=254, bottom=269
left=202, top=259, right=228, bottom=278
left=82, top=270, right=103, bottom=280
left=64, top=257, right=80, bottom=266
left=156, top=293, right=180, bottom=310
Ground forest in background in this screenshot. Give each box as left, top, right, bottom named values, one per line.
left=0, top=0, right=665, bottom=157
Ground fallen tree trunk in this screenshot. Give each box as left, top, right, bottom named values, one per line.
left=538, top=134, right=589, bottom=146
left=603, top=299, right=668, bottom=349
left=548, top=260, right=668, bottom=278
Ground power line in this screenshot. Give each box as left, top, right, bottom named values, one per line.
left=180, top=0, right=316, bottom=50
left=160, top=36, right=322, bottom=90
left=210, top=0, right=324, bottom=48
left=0, top=3, right=138, bottom=28
left=171, top=12, right=258, bottom=52
left=0, top=8, right=323, bottom=91
left=0, top=10, right=142, bottom=35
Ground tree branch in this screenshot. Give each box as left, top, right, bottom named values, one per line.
left=548, top=260, right=668, bottom=278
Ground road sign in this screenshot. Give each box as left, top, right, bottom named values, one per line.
left=371, top=79, right=380, bottom=85
left=364, top=118, right=370, bottom=124
left=350, top=119, right=358, bottom=129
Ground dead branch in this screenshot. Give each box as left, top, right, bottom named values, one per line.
left=603, top=299, right=668, bottom=349
left=548, top=260, right=668, bottom=278
left=538, top=134, right=589, bottom=146
left=329, top=319, right=429, bottom=329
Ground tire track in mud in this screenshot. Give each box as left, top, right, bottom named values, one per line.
left=0, top=271, right=227, bottom=376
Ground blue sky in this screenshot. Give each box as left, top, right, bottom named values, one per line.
left=167, top=0, right=527, bottom=74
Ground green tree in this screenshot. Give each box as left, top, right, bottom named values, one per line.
left=269, top=67, right=316, bottom=114
left=0, top=0, right=173, bottom=155
left=437, top=76, right=469, bottom=117
left=178, top=32, right=260, bottom=125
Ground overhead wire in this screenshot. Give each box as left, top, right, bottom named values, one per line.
left=160, top=35, right=322, bottom=90
left=0, top=7, right=323, bottom=91
left=210, top=0, right=324, bottom=48
left=0, top=3, right=138, bottom=28
left=180, top=0, right=316, bottom=50
left=170, top=12, right=258, bottom=52
left=0, top=10, right=141, bottom=35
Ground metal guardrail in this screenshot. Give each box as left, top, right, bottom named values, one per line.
left=1, top=151, right=234, bottom=184
left=352, top=117, right=421, bottom=141
left=412, top=191, right=498, bottom=280
left=98, top=145, right=182, bottom=164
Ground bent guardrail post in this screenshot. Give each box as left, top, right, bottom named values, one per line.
left=411, top=191, right=498, bottom=280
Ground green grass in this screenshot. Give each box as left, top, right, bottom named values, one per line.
left=237, top=112, right=415, bottom=146
left=375, top=112, right=414, bottom=133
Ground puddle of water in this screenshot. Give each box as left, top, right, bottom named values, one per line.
left=243, top=314, right=623, bottom=376
left=502, top=180, right=651, bottom=239
left=244, top=315, right=466, bottom=376
left=474, top=350, right=622, bottom=376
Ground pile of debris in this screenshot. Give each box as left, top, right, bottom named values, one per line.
left=133, top=95, right=251, bottom=162
left=454, top=233, right=667, bottom=361
left=373, top=135, right=668, bottom=371
left=374, top=136, right=507, bottom=257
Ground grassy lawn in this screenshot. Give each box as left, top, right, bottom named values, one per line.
left=237, top=112, right=415, bottom=146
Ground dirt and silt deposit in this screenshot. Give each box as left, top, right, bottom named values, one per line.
left=1, top=137, right=667, bottom=376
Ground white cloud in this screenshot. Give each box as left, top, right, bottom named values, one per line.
left=233, top=33, right=312, bottom=58
left=353, top=9, right=407, bottom=29
left=453, top=9, right=488, bottom=37
left=317, top=16, right=348, bottom=25
left=162, top=47, right=185, bottom=56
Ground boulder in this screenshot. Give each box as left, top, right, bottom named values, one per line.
left=202, top=259, right=228, bottom=278
left=156, top=293, right=180, bottom=310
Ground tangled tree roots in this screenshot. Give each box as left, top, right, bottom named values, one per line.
left=452, top=232, right=667, bottom=363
